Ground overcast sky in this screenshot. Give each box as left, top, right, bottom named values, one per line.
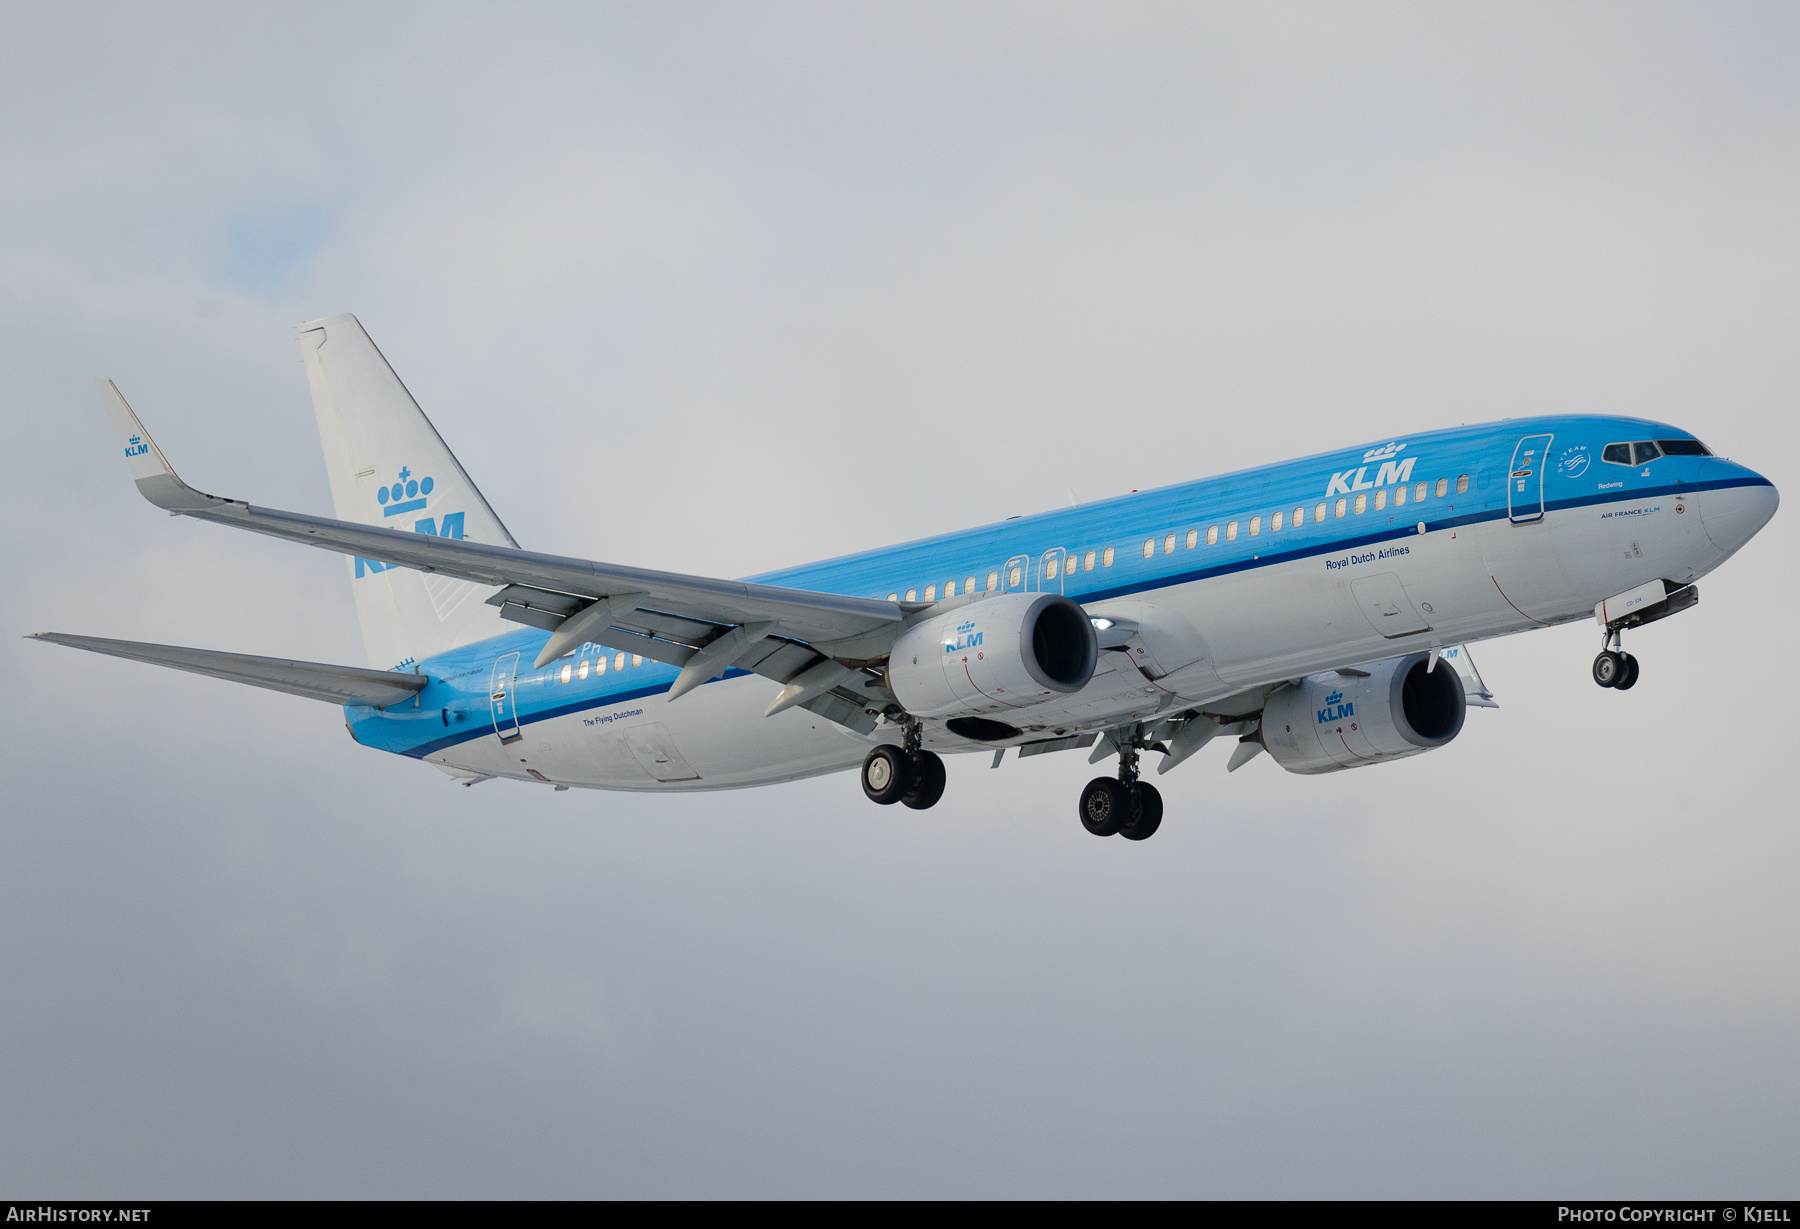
left=3, top=2, right=1797, bottom=1197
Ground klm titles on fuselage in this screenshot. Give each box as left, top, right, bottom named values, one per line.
left=357, top=465, right=464, bottom=578
left=944, top=620, right=983, bottom=654
left=1326, top=442, right=1415, bottom=496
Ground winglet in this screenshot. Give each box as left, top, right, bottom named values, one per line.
left=93, top=378, right=233, bottom=513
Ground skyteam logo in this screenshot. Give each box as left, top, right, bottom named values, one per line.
left=124, top=435, right=149, bottom=458
left=1327, top=442, right=1416, bottom=496
left=1317, top=689, right=1354, bottom=724
left=358, top=465, right=465, bottom=578
left=944, top=619, right=983, bottom=654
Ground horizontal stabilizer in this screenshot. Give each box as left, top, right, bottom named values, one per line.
left=29, top=633, right=428, bottom=708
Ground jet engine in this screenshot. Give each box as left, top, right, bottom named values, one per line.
left=1261, top=651, right=1465, bottom=774
left=888, top=593, right=1098, bottom=726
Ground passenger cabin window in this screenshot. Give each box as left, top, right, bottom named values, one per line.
left=1414, top=481, right=1427, bottom=502
left=1248, top=516, right=1261, bottom=536
left=1657, top=438, right=1711, bottom=457
left=905, top=588, right=917, bottom=602
left=1315, top=502, right=1328, bottom=523
left=1394, top=486, right=1406, bottom=506
left=1009, top=567, right=1022, bottom=587
left=1163, top=534, right=1176, bottom=554
left=1043, top=559, right=1057, bottom=580
left=988, top=570, right=1000, bottom=590
left=1456, top=474, right=1469, bottom=494
left=1207, top=525, right=1219, bottom=546
left=1435, top=479, right=1448, bottom=498
left=614, top=653, right=626, bottom=671
left=1143, top=538, right=1154, bottom=559
left=632, top=655, right=642, bottom=668
left=1064, top=555, right=1076, bottom=576
left=887, top=592, right=898, bottom=601
left=1273, top=511, right=1284, bottom=531
left=1335, top=498, right=1347, bottom=518
left=1102, top=548, right=1114, bottom=568
left=1186, top=529, right=1198, bottom=549
left=597, top=656, right=607, bottom=675
left=1374, top=489, right=1387, bottom=511
left=1292, top=505, right=1304, bottom=527
left=1226, top=521, right=1238, bottom=541
left=967, top=574, right=978, bottom=592
left=1353, top=493, right=1366, bottom=515
left=1632, top=441, right=1663, bottom=465
left=924, top=585, right=936, bottom=602
left=1082, top=553, right=1095, bottom=572
left=561, top=664, right=572, bottom=683
left=578, top=660, right=589, bottom=680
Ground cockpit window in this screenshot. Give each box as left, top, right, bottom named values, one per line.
left=1656, top=438, right=1711, bottom=457
left=1632, top=441, right=1663, bottom=465
left=1602, top=443, right=1633, bottom=465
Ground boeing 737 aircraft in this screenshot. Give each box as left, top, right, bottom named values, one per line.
left=37, top=315, right=1778, bottom=840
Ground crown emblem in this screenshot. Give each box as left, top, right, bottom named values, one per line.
left=1362, top=441, right=1405, bottom=463
left=1325, top=690, right=1343, bottom=705
left=124, top=434, right=149, bottom=458
left=376, top=467, right=434, bottom=517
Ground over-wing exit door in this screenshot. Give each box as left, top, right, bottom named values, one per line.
left=1508, top=433, right=1554, bottom=524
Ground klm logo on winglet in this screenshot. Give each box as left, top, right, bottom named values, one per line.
left=358, top=465, right=463, bottom=579
left=124, top=435, right=149, bottom=458
left=944, top=620, right=983, bottom=654
left=1317, top=689, right=1354, bottom=725
left=1327, top=442, right=1416, bottom=496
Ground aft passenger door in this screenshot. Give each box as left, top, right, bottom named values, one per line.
left=489, top=651, right=522, bottom=744
left=1508, top=433, right=1554, bottom=524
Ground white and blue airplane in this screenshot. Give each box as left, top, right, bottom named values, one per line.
left=37, top=314, right=1778, bottom=839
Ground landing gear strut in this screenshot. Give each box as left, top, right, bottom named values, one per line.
left=1080, top=725, right=1163, bottom=840
left=1593, top=630, right=1640, bottom=691
left=861, top=716, right=947, bottom=809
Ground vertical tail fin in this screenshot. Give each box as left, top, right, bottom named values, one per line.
left=300, top=314, right=516, bottom=669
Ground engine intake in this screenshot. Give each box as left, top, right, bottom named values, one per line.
left=1261, top=651, right=1465, bottom=774
left=888, top=593, right=1098, bottom=720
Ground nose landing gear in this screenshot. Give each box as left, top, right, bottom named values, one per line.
left=860, top=717, right=947, bottom=809
left=1592, top=632, right=1640, bottom=690
left=1079, top=726, right=1164, bottom=840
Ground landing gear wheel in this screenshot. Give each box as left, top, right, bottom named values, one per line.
left=901, top=750, right=947, bottom=810
left=1118, top=782, right=1163, bottom=841
left=861, top=745, right=914, bottom=805
left=1592, top=650, right=1626, bottom=688
left=1080, top=777, right=1128, bottom=836
left=1615, top=653, right=1640, bottom=691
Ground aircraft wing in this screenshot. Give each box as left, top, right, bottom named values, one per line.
left=30, top=633, right=429, bottom=708
left=96, top=381, right=908, bottom=700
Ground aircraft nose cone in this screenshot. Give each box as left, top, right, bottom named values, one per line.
left=1698, top=461, right=1779, bottom=554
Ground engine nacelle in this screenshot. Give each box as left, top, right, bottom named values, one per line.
left=888, top=593, right=1098, bottom=722
left=1261, top=652, right=1465, bottom=775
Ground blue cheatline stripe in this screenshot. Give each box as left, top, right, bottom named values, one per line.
left=395, top=668, right=760, bottom=759
left=379, top=475, right=1769, bottom=761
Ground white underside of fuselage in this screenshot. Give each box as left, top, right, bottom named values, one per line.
left=428, top=483, right=1755, bottom=791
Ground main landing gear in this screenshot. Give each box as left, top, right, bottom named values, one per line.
left=1592, top=630, right=1641, bottom=691
left=1080, top=727, right=1163, bottom=841
left=861, top=719, right=947, bottom=810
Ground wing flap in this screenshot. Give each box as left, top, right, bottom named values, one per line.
left=30, top=633, right=428, bottom=707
